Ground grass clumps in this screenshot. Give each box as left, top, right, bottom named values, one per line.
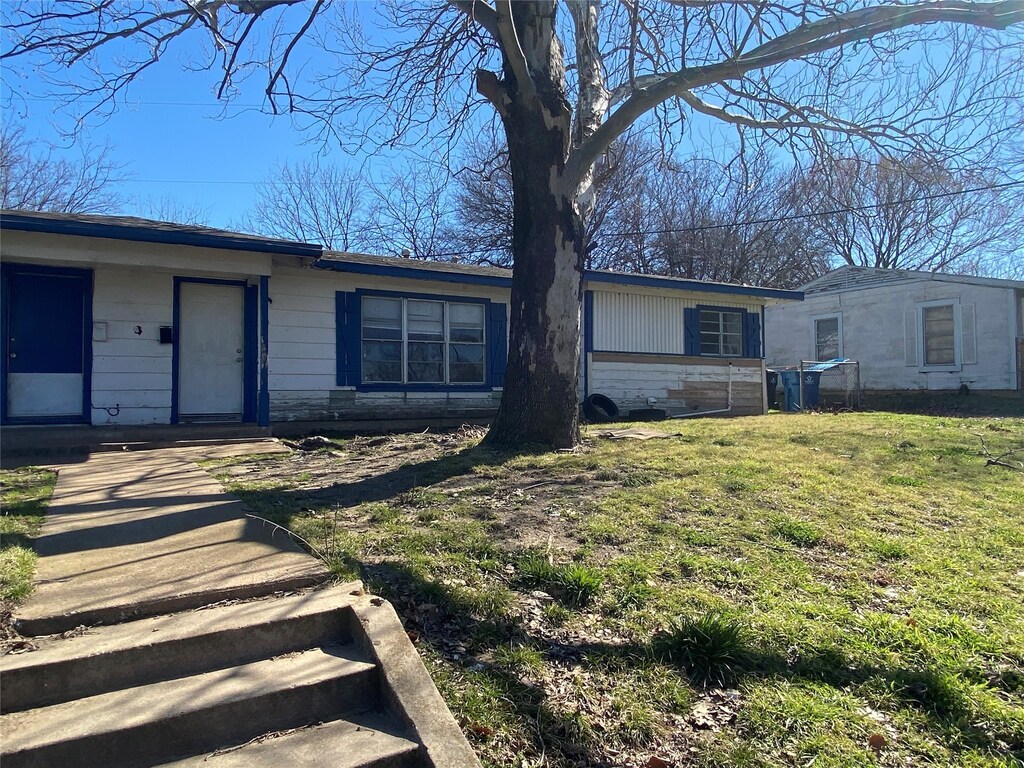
left=0, top=467, right=56, bottom=602
left=652, top=611, right=750, bottom=687
left=770, top=515, right=825, bottom=547
left=518, top=553, right=603, bottom=607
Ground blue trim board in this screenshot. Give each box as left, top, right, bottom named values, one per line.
left=582, top=290, right=594, bottom=397
left=243, top=286, right=258, bottom=423
left=171, top=277, right=259, bottom=424
left=315, top=258, right=802, bottom=301
left=316, top=259, right=511, bottom=288
left=1, top=212, right=322, bottom=258
left=258, top=275, right=270, bottom=427
left=584, top=271, right=803, bottom=301
left=1, top=262, right=93, bottom=425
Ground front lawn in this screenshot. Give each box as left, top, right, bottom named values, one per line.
left=0, top=467, right=56, bottom=603
left=206, top=412, right=1024, bottom=767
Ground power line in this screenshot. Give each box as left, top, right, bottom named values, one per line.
left=407, top=177, right=1024, bottom=260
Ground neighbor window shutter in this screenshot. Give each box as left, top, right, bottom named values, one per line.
left=488, top=302, right=508, bottom=388
left=684, top=308, right=701, bottom=356
left=960, top=303, right=977, bottom=365
left=743, top=311, right=762, bottom=358
left=336, top=291, right=360, bottom=386
left=904, top=309, right=918, bottom=367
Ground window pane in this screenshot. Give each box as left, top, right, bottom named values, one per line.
left=450, top=363, right=485, bottom=383
left=362, top=340, right=402, bottom=382
left=923, top=305, right=955, bottom=365
left=362, top=297, right=402, bottom=340
left=450, top=303, right=484, bottom=325
left=722, top=334, right=743, bottom=357
left=449, top=343, right=484, bottom=364
left=408, top=341, right=444, bottom=382
left=815, top=317, right=839, bottom=360
left=700, top=335, right=721, bottom=355
left=407, top=300, right=443, bottom=341
left=722, top=312, right=743, bottom=334
left=700, top=314, right=721, bottom=333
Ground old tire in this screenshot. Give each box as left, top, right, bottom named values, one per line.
left=583, top=393, right=620, bottom=423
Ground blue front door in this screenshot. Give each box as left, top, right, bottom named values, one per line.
left=2, top=266, right=91, bottom=423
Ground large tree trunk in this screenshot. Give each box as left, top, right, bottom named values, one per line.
left=485, top=92, right=585, bottom=450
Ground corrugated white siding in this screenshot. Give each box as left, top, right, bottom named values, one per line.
left=593, top=292, right=686, bottom=353
left=591, top=289, right=762, bottom=354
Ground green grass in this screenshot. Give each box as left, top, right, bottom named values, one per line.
left=0, top=467, right=57, bottom=602
left=211, top=412, right=1024, bottom=767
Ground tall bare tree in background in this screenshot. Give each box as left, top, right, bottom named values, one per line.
left=794, top=151, right=1024, bottom=273
left=4, top=1, right=1022, bottom=447
left=0, top=124, right=125, bottom=213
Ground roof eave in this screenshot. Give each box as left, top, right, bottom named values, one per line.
left=0, top=212, right=323, bottom=259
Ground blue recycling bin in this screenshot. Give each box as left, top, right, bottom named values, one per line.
left=780, top=370, right=822, bottom=411
left=801, top=370, right=822, bottom=408
left=780, top=370, right=801, bottom=411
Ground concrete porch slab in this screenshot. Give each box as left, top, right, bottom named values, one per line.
left=15, top=445, right=327, bottom=635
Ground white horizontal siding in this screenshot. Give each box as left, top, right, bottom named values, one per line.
left=89, top=266, right=175, bottom=424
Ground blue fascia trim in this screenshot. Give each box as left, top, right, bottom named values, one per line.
left=258, top=275, right=270, bottom=427
left=316, top=259, right=512, bottom=287
left=584, top=271, right=803, bottom=301
left=1, top=214, right=322, bottom=258
left=314, top=257, right=802, bottom=300
left=0, top=262, right=93, bottom=426
left=355, top=287, right=491, bottom=305
left=172, top=276, right=255, bottom=425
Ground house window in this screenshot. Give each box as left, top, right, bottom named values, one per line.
left=922, top=304, right=955, bottom=366
left=700, top=309, right=743, bottom=357
left=814, top=316, right=841, bottom=361
left=360, top=296, right=486, bottom=385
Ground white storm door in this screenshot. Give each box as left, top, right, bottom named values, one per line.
left=178, top=282, right=244, bottom=419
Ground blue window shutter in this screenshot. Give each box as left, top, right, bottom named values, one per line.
left=684, top=307, right=700, bottom=356
left=743, top=310, right=762, bottom=358
left=336, top=291, right=360, bottom=386
left=488, top=302, right=508, bottom=388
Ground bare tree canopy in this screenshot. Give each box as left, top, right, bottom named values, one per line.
left=0, top=123, right=126, bottom=213
left=240, top=160, right=367, bottom=251
left=4, top=0, right=1023, bottom=447
left=794, top=151, right=1024, bottom=273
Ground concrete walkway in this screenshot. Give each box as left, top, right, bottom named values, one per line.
left=16, top=443, right=328, bottom=635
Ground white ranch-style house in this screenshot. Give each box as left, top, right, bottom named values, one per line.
left=766, top=265, right=1024, bottom=395
left=1, top=211, right=802, bottom=433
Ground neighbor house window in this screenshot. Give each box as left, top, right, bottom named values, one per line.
left=361, top=296, right=485, bottom=385
left=814, top=316, right=841, bottom=361
left=700, top=309, right=743, bottom=356
left=922, top=304, right=955, bottom=366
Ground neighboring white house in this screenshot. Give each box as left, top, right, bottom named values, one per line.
left=1, top=210, right=802, bottom=430
left=766, top=265, right=1024, bottom=394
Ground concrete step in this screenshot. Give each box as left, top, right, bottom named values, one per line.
left=2, top=585, right=362, bottom=713
left=159, top=714, right=421, bottom=768
left=0, top=645, right=380, bottom=768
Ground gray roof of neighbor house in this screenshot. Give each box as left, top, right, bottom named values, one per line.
left=317, top=250, right=804, bottom=301
left=0, top=209, right=324, bottom=258
left=801, top=265, right=1024, bottom=294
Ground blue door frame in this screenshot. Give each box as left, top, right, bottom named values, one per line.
left=171, top=277, right=264, bottom=425
left=1, top=263, right=93, bottom=425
